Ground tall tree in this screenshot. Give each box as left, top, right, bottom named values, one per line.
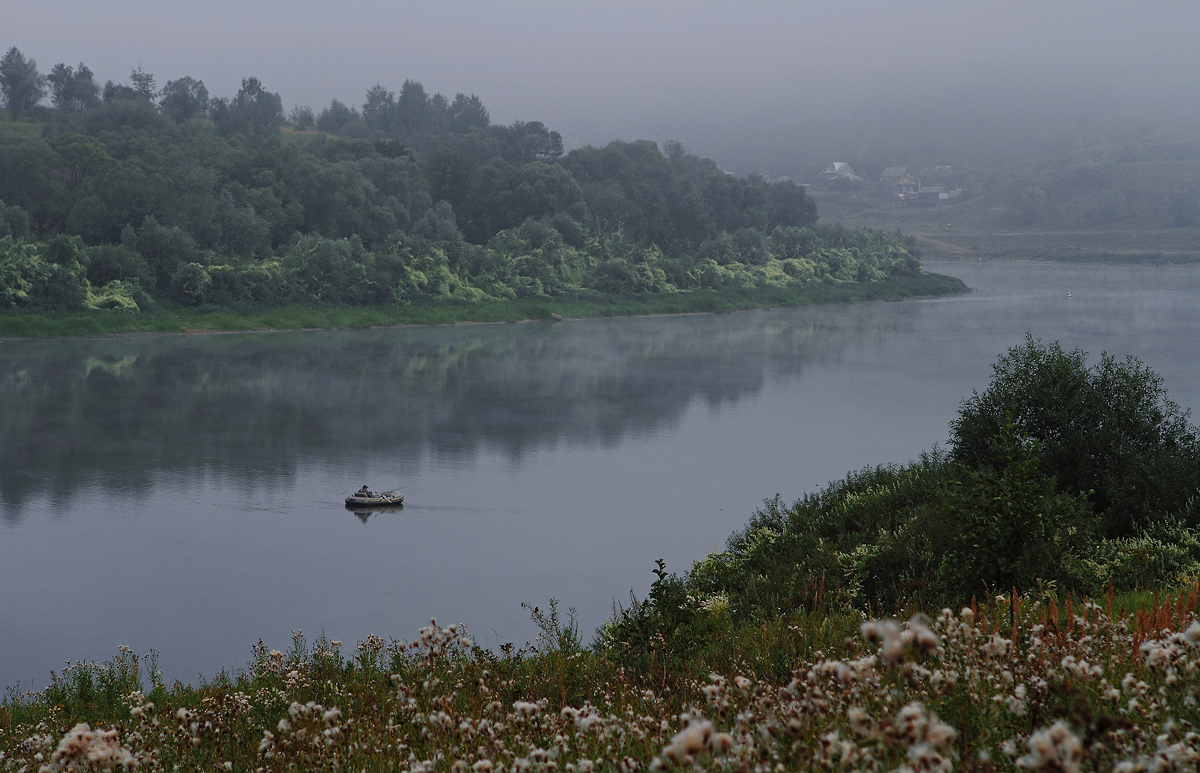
left=0, top=47, right=47, bottom=120
left=159, top=76, right=209, bottom=122
left=493, top=121, right=563, bottom=166
left=450, top=93, right=489, bottom=132
left=396, top=80, right=429, bottom=135
left=48, top=63, right=100, bottom=116
left=363, top=84, right=396, bottom=133
left=129, top=66, right=156, bottom=101
left=214, top=77, right=283, bottom=137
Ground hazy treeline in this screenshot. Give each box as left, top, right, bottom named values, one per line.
left=0, top=48, right=924, bottom=313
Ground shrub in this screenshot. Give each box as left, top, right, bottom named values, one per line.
left=950, top=335, right=1200, bottom=536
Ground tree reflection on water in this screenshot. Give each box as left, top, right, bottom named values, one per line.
left=0, top=307, right=917, bottom=520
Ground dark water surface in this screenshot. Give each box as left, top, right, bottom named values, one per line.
left=3, top=261, right=1199, bottom=688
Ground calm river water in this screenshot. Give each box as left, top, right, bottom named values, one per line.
left=3, top=260, right=1199, bottom=689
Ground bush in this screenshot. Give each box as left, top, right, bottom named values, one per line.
left=600, top=339, right=1200, bottom=663
left=950, top=335, right=1200, bottom=536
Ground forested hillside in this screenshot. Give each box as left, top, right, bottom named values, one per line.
left=0, top=50, right=928, bottom=314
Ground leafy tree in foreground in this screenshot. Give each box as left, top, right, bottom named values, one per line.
left=950, top=335, right=1200, bottom=536
left=0, top=47, right=47, bottom=120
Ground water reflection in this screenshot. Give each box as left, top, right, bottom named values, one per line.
left=4, top=263, right=1200, bottom=690
left=0, top=307, right=919, bottom=521
left=345, top=504, right=405, bottom=523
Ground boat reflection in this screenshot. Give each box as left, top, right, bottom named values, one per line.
left=344, top=503, right=404, bottom=523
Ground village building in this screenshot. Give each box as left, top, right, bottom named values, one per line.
left=820, top=162, right=860, bottom=181
left=879, top=166, right=909, bottom=184
left=884, top=177, right=919, bottom=197
left=916, top=186, right=947, bottom=206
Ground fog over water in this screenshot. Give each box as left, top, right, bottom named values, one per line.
left=5, top=2, right=1199, bottom=173
left=3, top=261, right=1200, bottom=690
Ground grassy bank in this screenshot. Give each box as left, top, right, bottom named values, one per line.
left=3, top=586, right=1199, bottom=773
left=0, top=272, right=966, bottom=338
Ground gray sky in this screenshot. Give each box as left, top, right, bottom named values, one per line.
left=6, top=1, right=1199, bottom=173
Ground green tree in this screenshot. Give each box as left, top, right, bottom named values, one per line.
left=48, top=63, right=100, bottom=116
left=0, top=47, right=47, bottom=120
left=159, top=76, right=209, bottom=122
left=362, top=84, right=396, bottom=133
left=316, top=99, right=360, bottom=134
left=287, top=105, right=314, bottom=130
left=950, top=336, right=1200, bottom=536
left=493, top=121, right=564, bottom=166
left=449, top=93, right=489, bottom=132
left=395, top=80, right=429, bottom=136
left=213, top=77, right=283, bottom=136
left=129, top=66, right=156, bottom=101
left=0, top=199, right=31, bottom=239
left=935, top=421, right=1098, bottom=598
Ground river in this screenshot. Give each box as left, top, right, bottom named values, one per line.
left=2, top=260, right=1199, bottom=689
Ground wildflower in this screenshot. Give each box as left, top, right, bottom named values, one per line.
left=1017, top=722, right=1083, bottom=773
left=51, top=723, right=136, bottom=771
left=708, top=733, right=734, bottom=754
left=474, top=761, right=493, bottom=773
left=513, top=701, right=541, bottom=717
left=848, top=707, right=878, bottom=739
left=981, top=634, right=1011, bottom=658
left=861, top=619, right=907, bottom=665
left=1006, top=685, right=1028, bottom=716
left=661, top=719, right=713, bottom=765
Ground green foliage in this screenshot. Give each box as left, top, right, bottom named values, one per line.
left=0, top=47, right=47, bottom=121
left=950, top=335, right=1200, bottom=536
left=601, top=340, right=1200, bottom=664
left=0, top=66, right=936, bottom=314
left=932, top=422, right=1100, bottom=598
left=0, top=199, right=30, bottom=239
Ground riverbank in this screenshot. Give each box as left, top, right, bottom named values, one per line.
left=0, top=272, right=966, bottom=338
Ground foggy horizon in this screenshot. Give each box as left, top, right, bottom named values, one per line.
left=5, top=1, right=1200, bottom=174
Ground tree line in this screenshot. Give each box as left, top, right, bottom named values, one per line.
left=0, top=46, right=924, bottom=313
